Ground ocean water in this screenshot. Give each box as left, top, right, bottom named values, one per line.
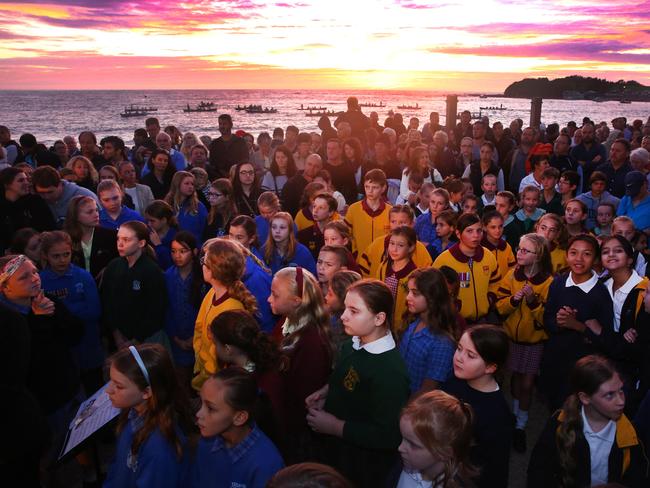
left=1, top=89, right=649, bottom=146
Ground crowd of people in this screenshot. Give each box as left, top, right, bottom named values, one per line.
left=2, top=96, right=650, bottom=488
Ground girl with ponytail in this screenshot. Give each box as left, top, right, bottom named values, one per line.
left=267, top=266, right=333, bottom=463
left=191, top=238, right=258, bottom=391
left=394, top=390, right=476, bottom=488
left=528, top=355, right=648, bottom=488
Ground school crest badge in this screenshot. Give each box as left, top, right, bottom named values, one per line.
left=343, top=366, right=360, bottom=392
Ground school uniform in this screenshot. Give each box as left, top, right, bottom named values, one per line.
left=549, top=242, right=568, bottom=275
left=528, top=409, right=648, bottom=488
left=399, top=319, right=455, bottom=393
left=261, top=243, right=317, bottom=277
left=39, top=264, right=104, bottom=388
left=321, top=333, right=410, bottom=488
left=242, top=255, right=275, bottom=334
left=540, top=271, right=614, bottom=410
left=414, top=212, right=438, bottom=246
left=512, top=208, right=546, bottom=235
left=71, top=226, right=118, bottom=280
left=359, top=234, right=432, bottom=278
left=297, top=223, right=325, bottom=260
left=177, top=200, right=208, bottom=247
left=190, top=425, right=284, bottom=488
left=101, top=254, right=168, bottom=344
left=589, top=275, right=650, bottom=407
left=433, top=244, right=501, bottom=323
left=279, top=321, right=332, bottom=463
left=104, top=410, right=188, bottom=488
left=442, top=377, right=514, bottom=488
left=496, top=267, right=553, bottom=374
left=192, top=290, right=244, bottom=391
left=345, top=199, right=391, bottom=258
left=481, top=236, right=516, bottom=280
left=164, top=266, right=204, bottom=367
left=153, top=227, right=177, bottom=271
left=99, top=205, right=145, bottom=231
left=503, top=214, right=522, bottom=250
left=377, top=259, right=417, bottom=334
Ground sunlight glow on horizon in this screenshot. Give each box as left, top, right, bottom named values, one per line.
left=1, top=0, right=649, bottom=91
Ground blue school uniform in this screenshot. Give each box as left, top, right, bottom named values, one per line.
left=154, top=227, right=178, bottom=271
left=190, top=425, right=283, bottom=488
left=177, top=201, right=208, bottom=246
left=39, top=264, right=104, bottom=370
left=261, top=243, right=317, bottom=277
left=104, top=410, right=187, bottom=488
left=242, top=255, right=275, bottom=333
left=164, top=266, right=204, bottom=366
left=399, top=319, right=455, bottom=393
left=426, top=237, right=454, bottom=261
left=414, top=212, right=437, bottom=245
left=99, top=206, right=145, bottom=230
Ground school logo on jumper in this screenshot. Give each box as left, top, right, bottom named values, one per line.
left=132, top=280, right=141, bottom=291
left=483, top=265, right=490, bottom=275
left=343, top=366, right=360, bottom=391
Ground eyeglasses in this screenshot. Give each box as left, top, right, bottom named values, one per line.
left=239, top=170, right=255, bottom=176
left=517, top=248, right=537, bottom=255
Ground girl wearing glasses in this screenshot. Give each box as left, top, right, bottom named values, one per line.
left=232, top=162, right=261, bottom=218
left=204, top=178, right=237, bottom=240
left=495, top=233, right=554, bottom=453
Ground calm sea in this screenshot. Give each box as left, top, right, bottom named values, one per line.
left=1, top=89, right=649, bottom=145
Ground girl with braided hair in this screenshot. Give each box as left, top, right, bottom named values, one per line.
left=528, top=355, right=648, bottom=488
left=191, top=238, right=258, bottom=391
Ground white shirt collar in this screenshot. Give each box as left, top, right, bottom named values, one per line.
left=565, top=270, right=599, bottom=293
left=352, top=331, right=396, bottom=354
left=605, top=270, right=643, bottom=297
left=581, top=407, right=616, bottom=441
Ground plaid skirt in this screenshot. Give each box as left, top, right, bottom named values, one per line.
left=508, top=341, right=544, bottom=375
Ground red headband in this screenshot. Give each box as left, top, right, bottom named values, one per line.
left=295, top=267, right=304, bottom=299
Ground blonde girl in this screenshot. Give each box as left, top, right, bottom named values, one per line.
left=180, top=131, right=203, bottom=162
left=267, top=266, right=333, bottom=462
left=192, top=238, right=258, bottom=391
left=496, top=233, right=554, bottom=452
left=535, top=213, right=569, bottom=274
left=66, top=155, right=99, bottom=191
left=397, top=390, right=476, bottom=488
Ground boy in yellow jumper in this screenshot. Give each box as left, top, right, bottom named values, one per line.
left=345, top=169, right=391, bottom=259
left=359, top=204, right=432, bottom=277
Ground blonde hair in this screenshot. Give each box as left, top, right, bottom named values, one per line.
left=203, top=238, right=258, bottom=315
left=66, top=155, right=99, bottom=184
left=535, top=213, right=568, bottom=250
left=401, top=390, right=476, bottom=487
left=180, top=131, right=204, bottom=161
left=275, top=267, right=332, bottom=350
left=165, top=171, right=199, bottom=215
left=264, top=212, right=297, bottom=266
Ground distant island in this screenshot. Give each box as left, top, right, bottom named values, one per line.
left=503, top=75, right=650, bottom=101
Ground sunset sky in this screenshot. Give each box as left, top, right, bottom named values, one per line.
left=2, top=0, right=649, bottom=91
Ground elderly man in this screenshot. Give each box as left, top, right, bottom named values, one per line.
left=431, top=130, right=461, bottom=178
left=281, top=153, right=323, bottom=216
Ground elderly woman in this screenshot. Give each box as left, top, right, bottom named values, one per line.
left=630, top=147, right=650, bottom=175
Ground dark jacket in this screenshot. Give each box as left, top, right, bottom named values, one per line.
left=528, top=410, right=649, bottom=488
left=468, top=161, right=501, bottom=197
left=281, top=173, right=309, bottom=217
left=0, top=193, right=56, bottom=253
left=71, top=226, right=118, bottom=281
left=208, top=136, right=249, bottom=179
